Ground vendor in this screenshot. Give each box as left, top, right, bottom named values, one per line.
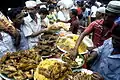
left=21, top=1, right=49, bottom=49
left=58, top=9, right=80, bottom=34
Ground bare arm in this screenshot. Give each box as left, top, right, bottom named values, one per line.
left=74, top=21, right=96, bottom=52
left=27, top=28, right=48, bottom=38
left=74, top=31, right=88, bottom=52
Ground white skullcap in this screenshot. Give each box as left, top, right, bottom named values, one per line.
left=97, top=7, right=105, bottom=14
left=57, top=0, right=73, bottom=9
left=106, top=1, right=120, bottom=14
left=60, top=5, right=64, bottom=9
left=25, top=1, right=37, bottom=8
left=40, top=5, right=46, bottom=8
left=95, top=1, right=102, bottom=7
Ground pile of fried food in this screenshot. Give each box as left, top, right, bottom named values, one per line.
left=62, top=53, right=78, bottom=67
left=62, top=53, right=84, bottom=68
left=0, top=49, right=42, bottom=80
left=34, top=59, right=73, bottom=80
left=34, top=32, right=59, bottom=57
left=71, top=71, right=93, bottom=80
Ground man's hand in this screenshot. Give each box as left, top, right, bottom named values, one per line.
left=68, top=49, right=78, bottom=60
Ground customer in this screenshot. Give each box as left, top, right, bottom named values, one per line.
left=0, top=12, right=16, bottom=57
left=47, top=4, right=57, bottom=24
left=58, top=9, right=80, bottom=34
left=88, top=12, right=120, bottom=80
left=38, top=7, right=49, bottom=28
left=90, top=3, right=98, bottom=22
left=96, top=7, right=105, bottom=19
left=7, top=7, right=29, bottom=50
left=73, top=1, right=120, bottom=55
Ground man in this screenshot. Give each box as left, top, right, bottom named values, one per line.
left=57, top=5, right=67, bottom=21
left=47, top=5, right=57, bottom=24
left=38, top=7, right=49, bottom=28
left=90, top=3, right=98, bottom=22
left=73, top=1, right=120, bottom=55
left=58, top=9, right=80, bottom=34
left=0, top=12, right=16, bottom=57
left=96, top=7, right=105, bottom=19
left=7, top=7, right=29, bottom=50
left=88, top=14, right=120, bottom=80
left=21, top=1, right=49, bottom=49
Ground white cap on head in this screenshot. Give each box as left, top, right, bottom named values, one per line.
left=106, top=1, right=120, bottom=14
left=95, top=1, right=101, bottom=7
left=60, top=5, right=64, bottom=9
left=97, top=7, right=105, bottom=14
left=25, top=1, right=37, bottom=8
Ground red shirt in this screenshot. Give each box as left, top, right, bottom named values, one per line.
left=84, top=19, right=115, bottom=47
left=68, top=17, right=80, bottom=34
left=77, top=7, right=82, bottom=15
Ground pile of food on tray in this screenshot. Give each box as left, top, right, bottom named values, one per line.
left=0, top=49, right=42, bottom=80
left=71, top=69, right=93, bottom=80
left=34, top=32, right=59, bottom=57
left=56, top=34, right=93, bottom=54
left=34, top=59, right=73, bottom=80
left=61, top=53, right=84, bottom=68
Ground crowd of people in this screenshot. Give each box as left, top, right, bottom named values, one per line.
left=0, top=0, right=120, bottom=80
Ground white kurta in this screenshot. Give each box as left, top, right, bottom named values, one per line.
left=0, top=32, right=16, bottom=57
left=21, top=13, right=41, bottom=49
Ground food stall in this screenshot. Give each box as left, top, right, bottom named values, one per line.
left=0, top=15, right=96, bottom=80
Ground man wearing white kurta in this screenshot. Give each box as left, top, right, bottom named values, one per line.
left=22, top=13, right=41, bottom=49
left=21, top=1, right=42, bottom=49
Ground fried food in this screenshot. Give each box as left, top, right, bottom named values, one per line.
left=62, top=53, right=84, bottom=68
left=34, top=59, right=72, bottom=80
left=62, top=54, right=78, bottom=67
left=0, top=49, right=42, bottom=80
left=34, top=33, right=59, bottom=57
left=72, top=72, right=92, bottom=80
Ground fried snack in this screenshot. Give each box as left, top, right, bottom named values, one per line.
left=0, top=49, right=42, bottom=80
left=34, top=59, right=72, bottom=80
left=34, top=33, right=59, bottom=57
left=72, top=72, right=93, bottom=80
left=62, top=54, right=78, bottom=67
left=61, top=53, right=84, bottom=68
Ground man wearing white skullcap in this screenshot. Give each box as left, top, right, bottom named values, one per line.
left=22, top=0, right=49, bottom=48
left=88, top=1, right=120, bottom=80
left=96, top=7, right=105, bottom=19
left=74, top=1, right=120, bottom=58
